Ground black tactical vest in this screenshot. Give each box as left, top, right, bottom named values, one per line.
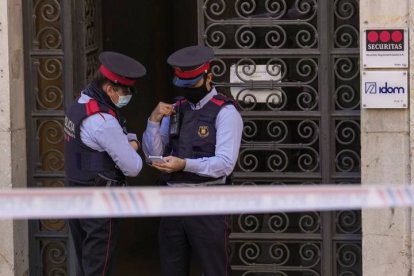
left=64, top=97, right=124, bottom=185
left=163, top=94, right=235, bottom=184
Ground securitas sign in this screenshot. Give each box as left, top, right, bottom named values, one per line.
left=362, top=28, right=408, bottom=68
left=366, top=29, right=404, bottom=51
left=361, top=70, right=407, bottom=109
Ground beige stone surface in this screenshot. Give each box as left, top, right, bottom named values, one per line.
left=409, top=0, right=414, bottom=272
left=0, top=4, right=12, bottom=170
left=361, top=0, right=412, bottom=275
left=363, top=208, right=410, bottom=236
left=12, top=220, right=28, bottom=276
left=362, top=109, right=409, bottom=133
left=362, top=133, right=411, bottom=274
left=8, top=0, right=24, bottom=132
left=0, top=1, right=28, bottom=275
left=0, top=220, right=14, bottom=276
left=0, top=126, right=12, bottom=190
left=361, top=133, right=410, bottom=185
left=363, top=231, right=411, bottom=276
left=0, top=1, right=10, bottom=133
left=361, top=0, right=408, bottom=27
left=11, top=128, right=26, bottom=188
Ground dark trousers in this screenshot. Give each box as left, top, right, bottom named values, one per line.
left=159, top=215, right=231, bottom=276
left=69, top=217, right=118, bottom=276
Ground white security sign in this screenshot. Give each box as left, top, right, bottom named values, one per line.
left=230, top=64, right=282, bottom=103
left=361, top=70, right=407, bottom=108
left=362, top=28, right=408, bottom=68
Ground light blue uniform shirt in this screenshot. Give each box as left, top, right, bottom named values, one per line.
left=142, top=88, right=243, bottom=185
left=79, top=93, right=143, bottom=177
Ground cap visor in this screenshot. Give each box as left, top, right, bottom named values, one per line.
left=173, top=75, right=204, bottom=88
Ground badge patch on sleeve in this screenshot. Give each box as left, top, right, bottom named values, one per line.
left=198, top=126, right=209, bottom=138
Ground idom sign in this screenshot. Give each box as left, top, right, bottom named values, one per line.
left=362, top=71, right=408, bottom=109
left=365, top=82, right=405, bottom=94
left=362, top=28, right=408, bottom=68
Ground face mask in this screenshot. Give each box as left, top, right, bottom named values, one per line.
left=115, top=94, right=132, bottom=108
left=180, top=76, right=211, bottom=104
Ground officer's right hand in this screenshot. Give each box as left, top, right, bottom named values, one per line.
left=149, top=102, right=174, bottom=123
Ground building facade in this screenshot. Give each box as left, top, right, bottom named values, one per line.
left=0, top=0, right=410, bottom=275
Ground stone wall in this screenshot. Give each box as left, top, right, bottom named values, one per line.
left=0, top=0, right=28, bottom=275
left=361, top=0, right=412, bottom=275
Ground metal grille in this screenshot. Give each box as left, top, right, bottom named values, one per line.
left=24, top=0, right=101, bottom=275
left=23, top=0, right=360, bottom=274
left=198, top=0, right=361, bottom=275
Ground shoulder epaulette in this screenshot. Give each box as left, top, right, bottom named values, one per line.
left=174, top=96, right=188, bottom=107
left=85, top=99, right=116, bottom=117
left=210, top=93, right=235, bottom=107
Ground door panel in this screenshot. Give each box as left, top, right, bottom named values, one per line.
left=25, top=0, right=360, bottom=275
left=24, top=0, right=101, bottom=274
left=197, top=0, right=361, bottom=275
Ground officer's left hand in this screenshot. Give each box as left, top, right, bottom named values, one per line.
left=151, top=156, right=186, bottom=173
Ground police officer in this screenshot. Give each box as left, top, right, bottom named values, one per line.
left=64, top=51, right=146, bottom=276
left=142, top=45, right=243, bottom=276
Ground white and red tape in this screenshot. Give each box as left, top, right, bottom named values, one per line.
left=0, top=185, right=412, bottom=219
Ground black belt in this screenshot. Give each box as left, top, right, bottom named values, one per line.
left=94, top=173, right=127, bottom=187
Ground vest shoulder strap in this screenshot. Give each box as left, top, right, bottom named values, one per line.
left=85, top=99, right=116, bottom=117
left=210, top=93, right=236, bottom=108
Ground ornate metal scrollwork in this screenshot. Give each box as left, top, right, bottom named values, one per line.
left=299, top=212, right=320, bottom=233
left=238, top=214, right=261, bottom=232
left=36, top=119, right=64, bottom=172
left=40, top=240, right=67, bottom=275
left=34, top=58, right=63, bottom=110
left=27, top=0, right=104, bottom=274
left=335, top=149, right=360, bottom=172
left=36, top=27, right=62, bottom=49
left=41, top=220, right=67, bottom=232
left=334, top=0, right=359, bottom=49
left=267, top=213, right=289, bottom=232
left=269, top=242, right=290, bottom=265
left=201, top=0, right=360, bottom=274
left=36, top=58, right=63, bottom=81
left=336, top=210, right=361, bottom=234
left=239, top=242, right=261, bottom=264
left=335, top=120, right=360, bottom=146
left=335, top=85, right=359, bottom=110
left=336, top=243, right=361, bottom=269
left=334, top=58, right=359, bottom=81
left=204, top=0, right=318, bottom=49
left=299, top=242, right=321, bottom=267
left=33, top=0, right=62, bottom=49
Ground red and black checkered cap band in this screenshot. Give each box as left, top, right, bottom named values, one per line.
left=174, top=63, right=210, bottom=79
left=99, top=65, right=136, bottom=86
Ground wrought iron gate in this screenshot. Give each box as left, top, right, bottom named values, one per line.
left=24, top=0, right=101, bottom=274
left=198, top=0, right=361, bottom=275
left=24, top=0, right=360, bottom=275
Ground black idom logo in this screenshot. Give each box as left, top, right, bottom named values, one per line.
left=366, top=29, right=404, bottom=51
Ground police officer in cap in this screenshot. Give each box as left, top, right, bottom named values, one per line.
left=64, top=51, right=146, bottom=275
left=142, top=45, right=243, bottom=276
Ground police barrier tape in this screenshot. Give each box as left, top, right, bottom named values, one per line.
left=0, top=185, right=412, bottom=219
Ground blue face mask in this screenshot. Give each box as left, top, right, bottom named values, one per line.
left=115, top=94, right=132, bottom=108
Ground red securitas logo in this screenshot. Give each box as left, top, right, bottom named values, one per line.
left=366, top=29, right=404, bottom=51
